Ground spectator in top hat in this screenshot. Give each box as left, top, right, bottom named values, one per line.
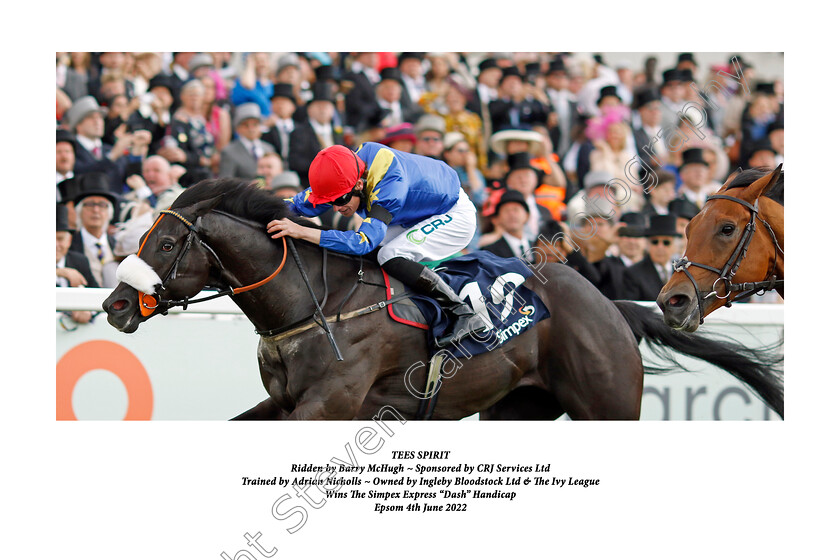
left=631, top=87, right=666, bottom=171
left=58, top=176, right=83, bottom=229
left=668, top=196, right=699, bottom=256
left=669, top=197, right=699, bottom=234
left=466, top=57, right=502, bottom=150
left=596, top=85, right=623, bottom=113
left=374, top=67, right=423, bottom=127
left=413, top=114, right=446, bottom=159
left=591, top=211, right=648, bottom=300
left=56, top=129, right=77, bottom=191
left=56, top=204, right=99, bottom=290
left=262, top=82, right=298, bottom=166
left=481, top=190, right=534, bottom=261
left=56, top=204, right=97, bottom=326
left=219, top=102, right=276, bottom=180
left=488, top=66, right=549, bottom=134
left=676, top=53, right=697, bottom=74
left=398, top=52, right=428, bottom=105
left=503, top=151, right=553, bottom=241
left=70, top=173, right=120, bottom=288
left=659, top=68, right=688, bottom=132
left=288, top=82, right=344, bottom=187
left=676, top=147, right=713, bottom=208
left=467, top=57, right=501, bottom=115
left=622, top=214, right=682, bottom=301
left=544, top=57, right=577, bottom=156
left=276, top=54, right=306, bottom=105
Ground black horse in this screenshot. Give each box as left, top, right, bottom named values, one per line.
left=103, top=179, right=783, bottom=420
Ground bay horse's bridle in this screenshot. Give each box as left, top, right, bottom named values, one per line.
left=671, top=194, right=784, bottom=324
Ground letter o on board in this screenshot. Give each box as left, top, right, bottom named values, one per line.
left=56, top=340, right=153, bottom=420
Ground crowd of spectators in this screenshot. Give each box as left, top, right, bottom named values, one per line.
left=56, top=51, right=784, bottom=325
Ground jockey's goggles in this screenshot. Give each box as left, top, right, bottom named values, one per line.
left=329, top=190, right=357, bottom=206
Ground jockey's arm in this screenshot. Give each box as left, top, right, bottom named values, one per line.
left=319, top=215, right=388, bottom=255
left=283, top=188, right=332, bottom=218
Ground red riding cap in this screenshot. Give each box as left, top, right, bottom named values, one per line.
left=307, top=145, right=366, bottom=205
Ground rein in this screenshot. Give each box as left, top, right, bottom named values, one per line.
left=136, top=209, right=288, bottom=315
left=136, top=209, right=386, bottom=362
left=672, top=194, right=784, bottom=324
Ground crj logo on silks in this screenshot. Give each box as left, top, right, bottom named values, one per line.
left=407, top=215, right=453, bottom=245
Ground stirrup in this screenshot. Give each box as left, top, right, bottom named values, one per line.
left=434, top=313, right=486, bottom=348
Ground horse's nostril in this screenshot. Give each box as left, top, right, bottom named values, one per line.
left=111, top=299, right=128, bottom=311
left=668, top=294, right=688, bottom=308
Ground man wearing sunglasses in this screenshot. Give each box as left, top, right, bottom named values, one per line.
left=267, top=143, right=484, bottom=348
left=621, top=214, right=682, bottom=301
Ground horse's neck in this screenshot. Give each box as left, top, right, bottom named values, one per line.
left=203, top=214, right=379, bottom=330
left=761, top=198, right=784, bottom=280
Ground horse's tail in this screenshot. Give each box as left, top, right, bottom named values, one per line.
left=613, top=300, right=784, bottom=419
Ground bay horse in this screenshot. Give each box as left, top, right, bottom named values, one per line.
left=658, top=165, right=784, bottom=332
left=102, top=178, right=783, bottom=420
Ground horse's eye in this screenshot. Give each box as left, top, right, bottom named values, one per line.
left=161, top=242, right=174, bottom=252
left=721, top=224, right=735, bottom=236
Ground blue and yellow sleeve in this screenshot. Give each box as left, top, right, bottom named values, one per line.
left=284, top=188, right=331, bottom=218
left=319, top=217, right=387, bottom=255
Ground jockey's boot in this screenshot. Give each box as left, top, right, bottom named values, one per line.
left=415, top=267, right=487, bottom=348
left=382, top=256, right=486, bottom=348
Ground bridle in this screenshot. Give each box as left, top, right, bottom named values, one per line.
left=133, top=208, right=348, bottom=360
left=135, top=209, right=287, bottom=317
left=671, top=194, right=783, bottom=324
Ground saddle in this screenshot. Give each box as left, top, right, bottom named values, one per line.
left=382, top=251, right=551, bottom=360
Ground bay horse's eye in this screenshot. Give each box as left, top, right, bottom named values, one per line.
left=161, top=242, right=175, bottom=252
left=720, top=224, right=736, bottom=236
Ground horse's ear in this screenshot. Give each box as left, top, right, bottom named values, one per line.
left=740, top=164, right=783, bottom=204
left=187, top=194, right=225, bottom=217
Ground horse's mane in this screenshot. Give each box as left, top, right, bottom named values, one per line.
left=171, top=177, right=321, bottom=227
left=170, top=177, right=378, bottom=262
left=725, top=167, right=784, bottom=206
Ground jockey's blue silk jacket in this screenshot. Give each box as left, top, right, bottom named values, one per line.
left=285, top=142, right=461, bottom=255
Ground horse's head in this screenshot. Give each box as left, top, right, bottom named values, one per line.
left=103, top=195, right=223, bottom=333
left=657, top=165, right=783, bottom=331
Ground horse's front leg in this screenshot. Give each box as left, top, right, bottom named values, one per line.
left=231, top=397, right=290, bottom=420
